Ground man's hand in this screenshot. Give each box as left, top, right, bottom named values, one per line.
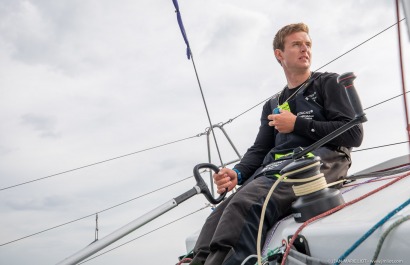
left=268, top=109, right=296, bottom=133
left=213, top=168, right=238, bottom=194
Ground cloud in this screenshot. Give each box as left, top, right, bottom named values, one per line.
left=0, top=1, right=56, bottom=63
left=21, top=113, right=61, bottom=138
left=200, top=3, right=270, bottom=56
left=0, top=145, right=13, bottom=156
left=4, top=195, right=67, bottom=211
left=0, top=1, right=409, bottom=265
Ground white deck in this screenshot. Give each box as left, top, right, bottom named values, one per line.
left=263, top=171, right=410, bottom=264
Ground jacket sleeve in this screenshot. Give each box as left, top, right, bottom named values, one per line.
left=293, top=73, right=364, bottom=147
left=233, top=100, right=276, bottom=182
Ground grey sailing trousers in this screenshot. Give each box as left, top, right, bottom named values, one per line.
left=190, top=150, right=349, bottom=265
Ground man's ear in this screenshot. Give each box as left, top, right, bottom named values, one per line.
left=274, top=49, right=282, bottom=64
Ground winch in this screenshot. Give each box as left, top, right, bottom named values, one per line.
left=280, top=156, right=345, bottom=223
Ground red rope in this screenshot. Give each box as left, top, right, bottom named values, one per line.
left=280, top=171, right=410, bottom=265
left=176, top=258, right=192, bottom=265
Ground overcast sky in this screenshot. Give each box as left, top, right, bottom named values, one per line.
left=0, top=1, right=409, bottom=265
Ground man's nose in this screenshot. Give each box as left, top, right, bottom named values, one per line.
left=300, top=43, right=309, bottom=51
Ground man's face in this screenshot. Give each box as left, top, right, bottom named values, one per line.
left=275, top=31, right=312, bottom=72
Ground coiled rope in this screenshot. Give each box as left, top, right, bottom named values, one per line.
left=256, top=160, right=337, bottom=265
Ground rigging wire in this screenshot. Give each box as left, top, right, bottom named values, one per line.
left=1, top=14, right=409, bottom=264
left=0, top=174, right=194, bottom=246
left=351, top=140, right=409, bottom=153
left=364, top=91, right=410, bottom=111
left=1, top=18, right=407, bottom=192
left=0, top=133, right=203, bottom=192
left=344, top=174, right=407, bottom=188
left=1, top=139, right=407, bottom=248
left=2, top=157, right=243, bottom=247
left=3, top=88, right=407, bottom=193
left=191, top=52, right=225, bottom=167
left=221, top=95, right=278, bottom=126
left=2, top=140, right=407, bottom=247
left=314, top=18, right=406, bottom=72
left=76, top=205, right=209, bottom=265
left=219, top=19, right=408, bottom=125
left=72, top=15, right=410, bottom=265
left=173, top=1, right=225, bottom=167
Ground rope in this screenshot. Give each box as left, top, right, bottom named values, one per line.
left=262, top=216, right=292, bottom=256
left=346, top=165, right=410, bottom=181
left=256, top=161, right=321, bottom=265
left=370, top=215, right=410, bottom=264
left=240, top=254, right=258, bottom=265
left=176, top=249, right=193, bottom=265
left=261, top=171, right=390, bottom=258
left=280, top=171, right=410, bottom=265
left=335, top=198, right=410, bottom=265
left=3, top=13, right=409, bottom=261
left=264, top=164, right=410, bottom=255
left=176, top=258, right=192, bottom=265
left=345, top=175, right=406, bottom=189
left=258, top=173, right=406, bottom=264
left=291, top=174, right=325, bottom=196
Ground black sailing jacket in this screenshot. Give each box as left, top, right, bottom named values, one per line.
left=234, top=72, right=364, bottom=183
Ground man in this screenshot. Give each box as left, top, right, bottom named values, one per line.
left=190, top=23, right=363, bottom=265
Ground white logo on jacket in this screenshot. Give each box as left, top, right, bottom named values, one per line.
left=297, top=109, right=314, bottom=119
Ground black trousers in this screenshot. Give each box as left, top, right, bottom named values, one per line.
left=190, top=148, right=350, bottom=265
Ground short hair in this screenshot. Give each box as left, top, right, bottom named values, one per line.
left=273, top=23, right=310, bottom=51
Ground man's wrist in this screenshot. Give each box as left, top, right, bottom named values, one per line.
left=232, top=168, right=243, bottom=185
